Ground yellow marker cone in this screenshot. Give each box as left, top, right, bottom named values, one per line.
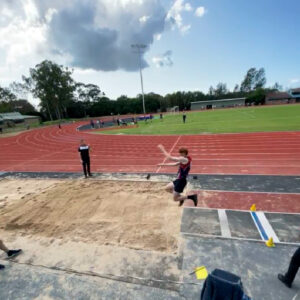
left=266, top=237, right=275, bottom=247
left=195, top=266, right=208, bottom=280
left=250, top=204, right=256, bottom=212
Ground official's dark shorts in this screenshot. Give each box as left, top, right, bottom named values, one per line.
left=82, top=158, right=90, bottom=164
left=173, top=178, right=187, bottom=193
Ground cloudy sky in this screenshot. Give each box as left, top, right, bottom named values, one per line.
left=0, top=0, right=300, bottom=106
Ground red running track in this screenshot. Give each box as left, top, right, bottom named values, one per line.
left=184, top=190, right=300, bottom=213
left=0, top=122, right=300, bottom=175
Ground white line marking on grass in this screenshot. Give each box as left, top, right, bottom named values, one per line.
left=156, top=136, right=181, bottom=173
left=218, top=209, right=232, bottom=238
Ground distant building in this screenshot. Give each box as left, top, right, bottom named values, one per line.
left=0, top=112, right=40, bottom=126
left=289, top=88, right=300, bottom=102
left=265, top=92, right=295, bottom=105
left=191, top=98, right=245, bottom=111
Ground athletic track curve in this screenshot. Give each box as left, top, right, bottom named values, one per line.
left=1, top=122, right=300, bottom=176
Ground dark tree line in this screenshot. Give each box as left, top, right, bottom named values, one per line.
left=0, top=60, right=283, bottom=121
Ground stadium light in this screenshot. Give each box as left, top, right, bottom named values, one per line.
left=131, top=44, right=147, bottom=114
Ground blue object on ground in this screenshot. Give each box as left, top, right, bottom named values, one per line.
left=201, top=269, right=250, bottom=300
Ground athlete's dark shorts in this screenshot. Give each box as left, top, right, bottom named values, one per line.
left=173, top=178, right=187, bottom=193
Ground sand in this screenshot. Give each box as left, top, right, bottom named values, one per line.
left=0, top=179, right=182, bottom=253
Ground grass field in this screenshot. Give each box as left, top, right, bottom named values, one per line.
left=96, top=104, right=300, bottom=135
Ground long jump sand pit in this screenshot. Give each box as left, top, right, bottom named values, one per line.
left=0, top=178, right=181, bottom=253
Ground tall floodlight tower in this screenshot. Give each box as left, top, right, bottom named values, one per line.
left=131, top=44, right=147, bottom=114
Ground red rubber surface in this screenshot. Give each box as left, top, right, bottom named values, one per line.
left=184, top=190, right=300, bottom=213
left=1, top=122, right=300, bottom=175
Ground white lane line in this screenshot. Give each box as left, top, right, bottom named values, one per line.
left=180, top=231, right=300, bottom=246
left=156, top=136, right=181, bottom=173
left=255, top=211, right=280, bottom=243
left=218, top=209, right=232, bottom=238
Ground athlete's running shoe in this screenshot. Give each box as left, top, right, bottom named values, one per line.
left=7, top=249, right=22, bottom=258
left=187, top=194, right=198, bottom=207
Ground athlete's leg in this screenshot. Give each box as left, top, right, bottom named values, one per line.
left=173, top=192, right=198, bottom=207
left=0, top=240, right=8, bottom=253
left=0, top=240, right=8, bottom=270
left=0, top=239, right=22, bottom=258
left=165, top=182, right=174, bottom=193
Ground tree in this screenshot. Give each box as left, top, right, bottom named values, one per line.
left=0, top=86, right=17, bottom=113
left=271, top=82, right=283, bottom=91
left=75, top=83, right=103, bottom=103
left=214, top=83, right=228, bottom=98
left=240, top=67, right=266, bottom=92
left=254, top=68, right=266, bottom=89
left=208, top=86, right=215, bottom=96
left=24, top=60, right=75, bottom=120
left=240, top=68, right=256, bottom=92
left=144, top=93, right=162, bottom=113
left=9, top=99, right=36, bottom=115
left=233, top=84, right=240, bottom=93
left=9, top=81, right=29, bottom=99
left=0, top=86, right=17, bottom=102
left=74, top=82, right=103, bottom=117
left=246, top=88, right=266, bottom=105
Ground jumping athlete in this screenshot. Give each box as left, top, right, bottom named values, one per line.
left=157, top=144, right=198, bottom=207
left=78, top=139, right=92, bottom=178
left=0, top=239, right=22, bottom=270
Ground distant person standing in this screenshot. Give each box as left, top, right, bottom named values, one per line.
left=278, top=246, right=300, bottom=288
left=78, top=139, right=92, bottom=178
left=182, top=110, right=186, bottom=123
left=90, top=120, right=95, bottom=129
left=160, top=113, right=163, bottom=121
left=58, top=123, right=61, bottom=129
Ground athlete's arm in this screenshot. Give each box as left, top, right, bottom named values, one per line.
left=157, top=144, right=188, bottom=163
left=157, top=162, right=180, bottom=167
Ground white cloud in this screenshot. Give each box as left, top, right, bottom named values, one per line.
left=290, top=78, right=300, bottom=84
left=152, top=50, right=173, bottom=68
left=0, top=0, right=201, bottom=74
left=139, top=15, right=150, bottom=24
left=0, top=0, right=47, bottom=66
left=155, top=33, right=162, bottom=41
left=180, top=24, right=191, bottom=34
left=195, top=6, right=205, bottom=17
left=166, top=0, right=193, bottom=34
left=184, top=3, right=193, bottom=12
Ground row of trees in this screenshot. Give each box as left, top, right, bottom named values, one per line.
left=0, top=61, right=282, bottom=121
left=0, top=86, right=36, bottom=115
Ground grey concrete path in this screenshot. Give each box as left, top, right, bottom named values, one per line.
left=0, top=262, right=182, bottom=300
left=2, top=172, right=300, bottom=193
left=181, top=236, right=300, bottom=300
